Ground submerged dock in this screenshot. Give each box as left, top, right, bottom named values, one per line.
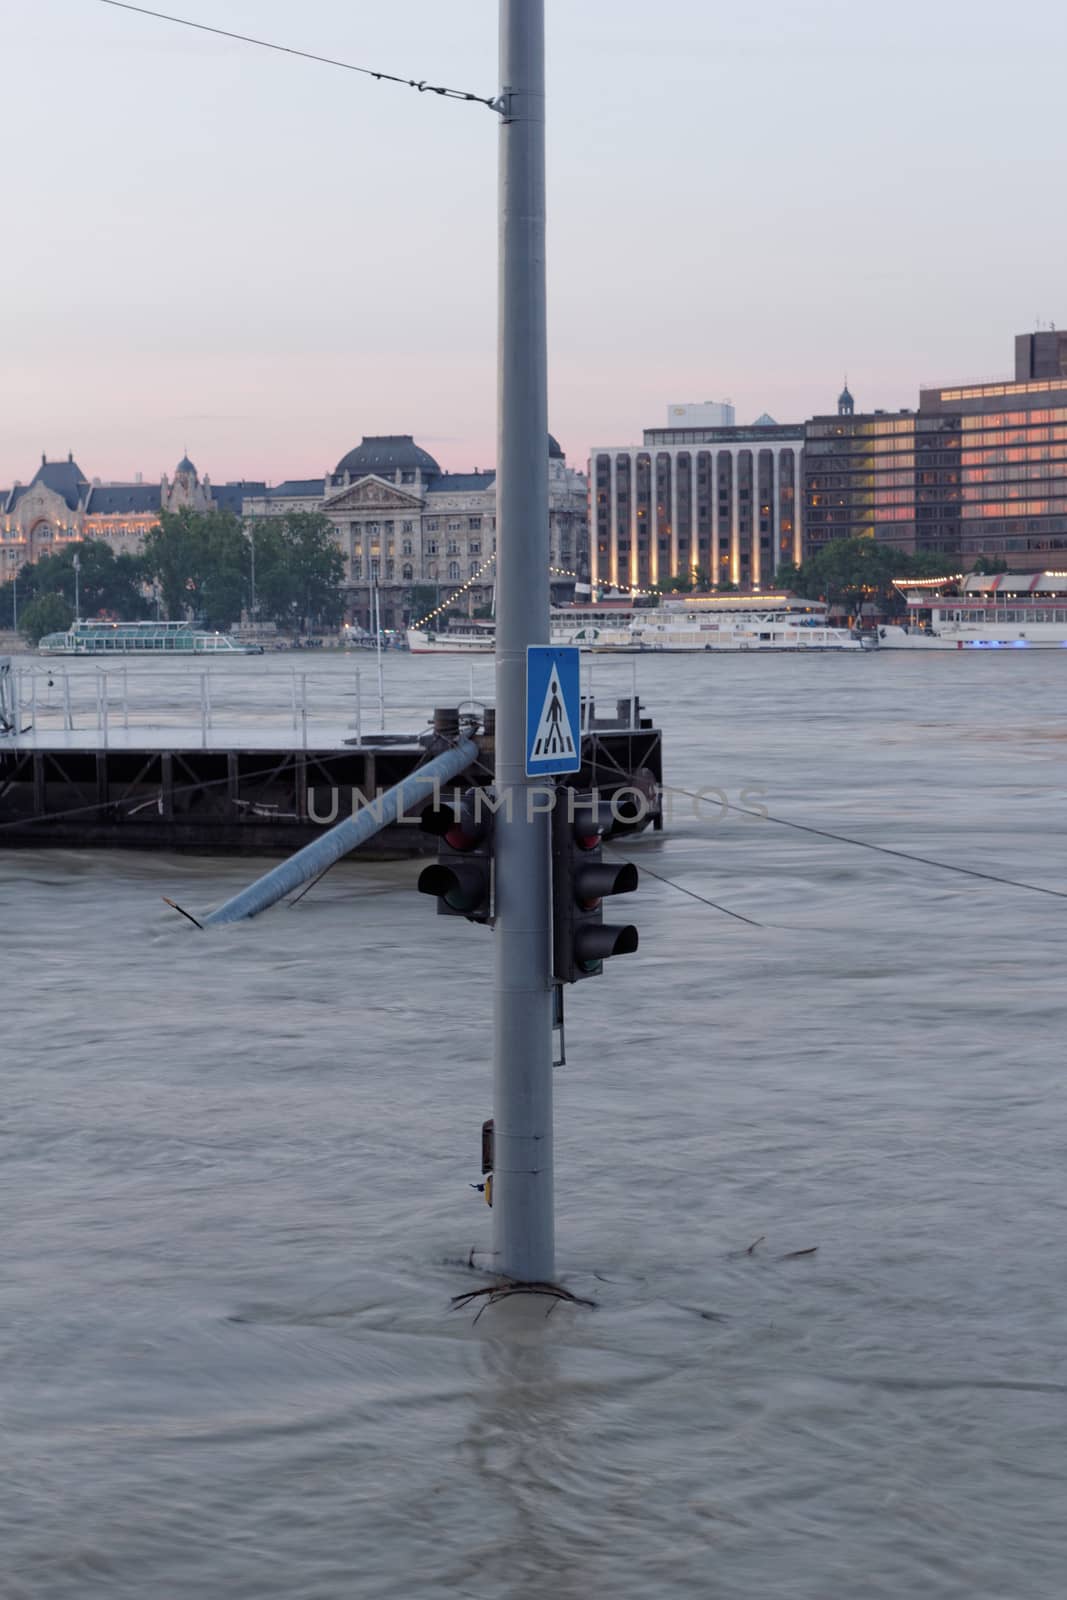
left=0, top=658, right=662, bottom=855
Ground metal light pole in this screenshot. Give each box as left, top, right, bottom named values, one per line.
left=72, top=553, right=81, bottom=623
left=12, top=570, right=17, bottom=632
left=492, top=0, right=554, bottom=1283
left=373, top=576, right=385, bottom=729
left=249, top=525, right=257, bottom=621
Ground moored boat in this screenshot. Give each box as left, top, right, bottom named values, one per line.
left=38, top=620, right=265, bottom=656
left=629, top=594, right=864, bottom=652
left=407, top=603, right=642, bottom=654
left=880, top=573, right=1067, bottom=649
left=405, top=593, right=868, bottom=653
left=405, top=620, right=497, bottom=654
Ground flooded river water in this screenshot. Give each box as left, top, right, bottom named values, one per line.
left=3, top=651, right=1066, bottom=1598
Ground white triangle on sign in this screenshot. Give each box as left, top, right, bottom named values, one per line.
left=531, top=663, right=577, bottom=762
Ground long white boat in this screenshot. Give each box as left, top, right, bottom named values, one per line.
left=407, top=602, right=639, bottom=654
left=38, top=620, right=265, bottom=656
left=880, top=573, right=1067, bottom=649
left=630, top=594, right=865, bottom=652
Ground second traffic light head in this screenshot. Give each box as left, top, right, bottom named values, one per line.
left=417, top=786, right=496, bottom=924
left=572, top=858, right=639, bottom=911
left=551, top=792, right=640, bottom=983
left=417, top=859, right=491, bottom=916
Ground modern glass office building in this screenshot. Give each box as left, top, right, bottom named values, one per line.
left=803, top=333, right=1067, bottom=570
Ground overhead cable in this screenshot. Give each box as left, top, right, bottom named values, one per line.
left=672, top=787, right=1067, bottom=903
left=94, top=0, right=501, bottom=111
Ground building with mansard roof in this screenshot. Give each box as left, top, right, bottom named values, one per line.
left=243, top=433, right=588, bottom=628
left=0, top=452, right=265, bottom=574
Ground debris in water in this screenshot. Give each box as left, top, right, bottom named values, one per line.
left=451, top=1279, right=596, bottom=1324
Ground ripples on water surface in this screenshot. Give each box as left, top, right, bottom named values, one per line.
left=4, top=653, right=1066, bottom=1598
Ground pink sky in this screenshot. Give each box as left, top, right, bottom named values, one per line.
left=3, top=0, right=1064, bottom=489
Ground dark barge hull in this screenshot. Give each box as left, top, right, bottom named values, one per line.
left=0, top=723, right=663, bottom=857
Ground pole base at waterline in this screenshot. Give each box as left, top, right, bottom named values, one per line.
left=451, top=1279, right=596, bottom=1324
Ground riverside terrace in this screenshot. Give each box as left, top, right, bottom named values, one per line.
left=0, top=660, right=662, bottom=856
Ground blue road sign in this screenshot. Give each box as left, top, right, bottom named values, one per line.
left=526, top=646, right=581, bottom=776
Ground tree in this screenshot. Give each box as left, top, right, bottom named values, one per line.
left=657, top=571, right=696, bottom=594
left=142, top=509, right=249, bottom=631
left=249, top=513, right=345, bottom=632
left=18, top=593, right=73, bottom=645
left=778, top=538, right=957, bottom=617
left=23, top=540, right=145, bottom=620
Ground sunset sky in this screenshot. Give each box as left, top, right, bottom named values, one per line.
left=3, top=0, right=1065, bottom=488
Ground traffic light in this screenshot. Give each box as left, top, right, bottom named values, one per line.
left=551, top=789, right=639, bottom=982
left=417, top=786, right=495, bottom=924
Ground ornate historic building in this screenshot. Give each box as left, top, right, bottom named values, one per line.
left=244, top=434, right=589, bottom=627
left=0, top=453, right=264, bottom=573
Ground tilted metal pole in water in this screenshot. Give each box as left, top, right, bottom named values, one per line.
left=202, top=737, right=478, bottom=927
left=493, top=0, right=554, bottom=1283
left=374, top=581, right=385, bottom=730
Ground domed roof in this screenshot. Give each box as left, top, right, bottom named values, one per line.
left=334, top=435, right=441, bottom=479
left=548, top=433, right=564, bottom=459
left=176, top=454, right=197, bottom=475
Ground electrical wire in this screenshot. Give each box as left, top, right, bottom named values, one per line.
left=671, top=786, right=1067, bottom=904
left=93, top=0, right=501, bottom=111
left=605, top=847, right=762, bottom=927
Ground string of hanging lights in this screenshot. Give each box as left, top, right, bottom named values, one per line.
left=410, top=555, right=498, bottom=629
left=409, top=562, right=658, bottom=630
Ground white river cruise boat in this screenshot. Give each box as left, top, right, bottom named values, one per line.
left=880, top=573, right=1067, bottom=649
left=406, top=602, right=639, bottom=654
left=38, top=620, right=265, bottom=656
left=629, top=594, right=865, bottom=652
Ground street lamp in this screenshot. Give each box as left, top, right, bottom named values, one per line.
left=72, top=552, right=81, bottom=623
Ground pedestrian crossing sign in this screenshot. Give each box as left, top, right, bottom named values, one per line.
left=526, top=646, right=581, bottom=776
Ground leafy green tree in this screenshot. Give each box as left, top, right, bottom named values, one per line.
left=24, top=541, right=145, bottom=619
left=19, top=593, right=74, bottom=645
left=971, top=553, right=1009, bottom=575
left=250, top=513, right=345, bottom=632
left=778, top=538, right=956, bottom=616
left=142, top=509, right=249, bottom=631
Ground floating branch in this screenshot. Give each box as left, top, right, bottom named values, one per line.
left=451, top=1279, right=596, bottom=1323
